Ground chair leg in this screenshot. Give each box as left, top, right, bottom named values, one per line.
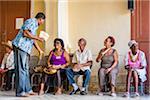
left=140, top=82, right=144, bottom=95
left=45, top=86, right=50, bottom=93
left=1, top=74, right=6, bottom=90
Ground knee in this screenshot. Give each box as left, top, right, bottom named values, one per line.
left=84, top=70, right=91, bottom=77
left=99, top=69, right=105, bottom=76
left=66, top=68, right=72, bottom=75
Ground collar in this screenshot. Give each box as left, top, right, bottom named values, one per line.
left=33, top=18, right=38, bottom=27
left=77, top=48, right=87, bottom=53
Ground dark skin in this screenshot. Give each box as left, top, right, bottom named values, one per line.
left=125, top=44, right=144, bottom=69
left=125, top=43, right=143, bottom=94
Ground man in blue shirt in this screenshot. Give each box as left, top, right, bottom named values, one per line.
left=12, top=12, right=45, bottom=97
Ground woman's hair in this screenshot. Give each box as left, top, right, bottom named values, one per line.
left=53, top=38, right=65, bottom=51
left=105, top=36, right=115, bottom=47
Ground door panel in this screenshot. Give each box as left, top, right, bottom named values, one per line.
left=131, top=0, right=150, bottom=93
left=0, top=1, right=30, bottom=63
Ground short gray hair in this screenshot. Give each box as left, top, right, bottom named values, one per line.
left=78, top=38, right=87, bottom=45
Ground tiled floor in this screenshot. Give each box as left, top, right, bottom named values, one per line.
left=0, top=91, right=149, bottom=100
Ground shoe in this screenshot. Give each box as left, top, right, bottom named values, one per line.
left=134, top=92, right=140, bottom=97
left=5, top=87, right=11, bottom=91
left=69, top=88, right=80, bottom=95
left=28, top=92, right=37, bottom=96
left=80, top=91, right=87, bottom=95
left=111, top=93, right=117, bottom=97
left=97, top=92, right=103, bottom=96
left=123, top=92, right=130, bottom=98
left=16, top=94, right=29, bottom=97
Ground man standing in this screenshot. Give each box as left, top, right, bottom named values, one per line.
left=12, top=12, right=45, bottom=97
left=66, top=38, right=93, bottom=95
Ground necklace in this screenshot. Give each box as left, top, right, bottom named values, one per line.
left=129, top=51, right=139, bottom=62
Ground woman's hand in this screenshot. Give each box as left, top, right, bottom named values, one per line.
left=52, top=65, right=61, bottom=70
left=105, top=67, right=112, bottom=74
left=138, top=66, right=144, bottom=69
left=125, top=65, right=133, bottom=71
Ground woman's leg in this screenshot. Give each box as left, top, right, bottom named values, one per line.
left=133, top=71, right=139, bottom=93
left=98, top=68, right=106, bottom=92
left=55, top=70, right=62, bottom=94
left=109, top=68, right=118, bottom=93
left=126, top=70, right=132, bottom=93
left=39, top=73, right=46, bottom=95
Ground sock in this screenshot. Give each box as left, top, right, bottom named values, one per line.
left=72, top=83, right=78, bottom=90
left=81, top=87, right=85, bottom=91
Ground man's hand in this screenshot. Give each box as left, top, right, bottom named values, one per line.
left=39, top=50, right=44, bottom=55
left=2, top=69, right=8, bottom=73
left=72, top=64, right=81, bottom=72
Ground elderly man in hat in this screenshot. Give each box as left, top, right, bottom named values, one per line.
left=124, top=40, right=147, bottom=97
left=0, top=40, right=15, bottom=91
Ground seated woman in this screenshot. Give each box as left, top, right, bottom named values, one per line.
left=124, top=40, right=147, bottom=97
left=96, top=36, right=119, bottom=97
left=39, top=38, right=70, bottom=95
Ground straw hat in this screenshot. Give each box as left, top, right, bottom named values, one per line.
left=2, top=40, right=13, bottom=49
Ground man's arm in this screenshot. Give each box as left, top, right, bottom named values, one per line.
left=23, top=30, right=43, bottom=42
left=33, top=40, right=44, bottom=54
left=80, top=61, right=93, bottom=67
left=81, top=50, right=93, bottom=67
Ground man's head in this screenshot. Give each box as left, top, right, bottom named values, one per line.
left=35, top=12, right=45, bottom=25
left=78, top=38, right=87, bottom=52
left=128, top=40, right=138, bottom=54
left=2, top=41, right=13, bottom=53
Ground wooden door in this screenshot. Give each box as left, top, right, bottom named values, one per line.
left=131, top=0, right=150, bottom=93
left=0, top=1, right=30, bottom=63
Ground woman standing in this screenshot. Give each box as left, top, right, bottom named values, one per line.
left=96, top=36, right=119, bottom=97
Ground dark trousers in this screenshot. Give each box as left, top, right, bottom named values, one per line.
left=5, top=69, right=15, bottom=89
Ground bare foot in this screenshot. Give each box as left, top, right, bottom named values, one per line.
left=55, top=91, right=62, bottom=95
left=28, top=92, right=38, bottom=96
left=39, top=90, right=44, bottom=95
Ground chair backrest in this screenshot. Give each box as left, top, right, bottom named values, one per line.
left=29, top=56, right=39, bottom=74
left=37, top=55, right=49, bottom=66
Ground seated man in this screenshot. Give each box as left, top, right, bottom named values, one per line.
left=124, top=40, right=147, bottom=97
left=0, top=41, right=15, bottom=91
left=66, top=38, right=93, bottom=95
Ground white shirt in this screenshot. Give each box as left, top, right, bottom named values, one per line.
left=72, top=49, right=93, bottom=71
left=1, top=51, right=15, bottom=70
left=124, top=50, right=147, bottom=82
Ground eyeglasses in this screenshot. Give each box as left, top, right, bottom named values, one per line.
left=55, top=41, right=61, bottom=44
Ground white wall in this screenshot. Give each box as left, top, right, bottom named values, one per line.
left=68, top=0, right=131, bottom=75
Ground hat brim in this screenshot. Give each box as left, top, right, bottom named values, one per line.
left=2, top=42, right=13, bottom=49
